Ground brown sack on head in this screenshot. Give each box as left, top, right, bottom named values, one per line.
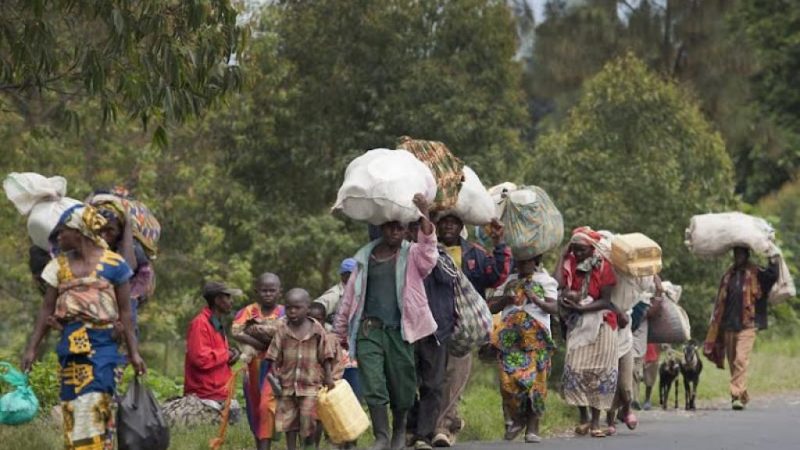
left=397, top=136, right=464, bottom=212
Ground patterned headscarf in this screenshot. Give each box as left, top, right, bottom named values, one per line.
left=95, top=201, right=125, bottom=224
left=56, top=204, right=109, bottom=249
left=569, top=226, right=603, bottom=251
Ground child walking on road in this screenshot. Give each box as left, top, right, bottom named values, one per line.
left=266, top=288, right=336, bottom=450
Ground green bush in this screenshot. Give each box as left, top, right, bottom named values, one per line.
left=27, top=353, right=60, bottom=412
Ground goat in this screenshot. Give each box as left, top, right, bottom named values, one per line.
left=680, top=341, right=703, bottom=410
left=659, top=353, right=681, bottom=409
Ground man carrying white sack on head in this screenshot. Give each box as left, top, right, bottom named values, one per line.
left=704, top=246, right=778, bottom=411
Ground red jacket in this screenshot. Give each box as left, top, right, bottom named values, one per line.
left=184, top=307, right=231, bottom=401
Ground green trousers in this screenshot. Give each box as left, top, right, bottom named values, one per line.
left=356, top=325, right=416, bottom=410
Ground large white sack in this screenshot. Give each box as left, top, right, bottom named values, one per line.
left=609, top=272, right=665, bottom=312
left=333, top=149, right=437, bottom=225
left=450, top=166, right=495, bottom=226
left=27, top=198, right=82, bottom=250
left=4, top=172, right=68, bottom=215
left=4, top=172, right=81, bottom=250
left=685, top=212, right=775, bottom=257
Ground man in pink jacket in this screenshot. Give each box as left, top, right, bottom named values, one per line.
left=334, top=194, right=438, bottom=450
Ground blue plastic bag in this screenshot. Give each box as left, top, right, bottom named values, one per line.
left=0, top=361, right=39, bottom=425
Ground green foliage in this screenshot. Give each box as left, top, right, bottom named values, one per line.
left=119, top=366, right=183, bottom=402
left=755, top=178, right=800, bottom=331
left=26, top=353, right=60, bottom=412
left=526, top=0, right=795, bottom=201
left=531, top=54, right=735, bottom=338
left=233, top=0, right=529, bottom=212
left=729, top=0, right=800, bottom=200
left=0, top=0, right=248, bottom=140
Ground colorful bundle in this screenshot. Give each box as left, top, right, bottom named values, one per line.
left=397, top=136, right=464, bottom=212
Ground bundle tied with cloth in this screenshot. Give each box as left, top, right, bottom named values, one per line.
left=398, top=137, right=495, bottom=226
left=477, top=183, right=564, bottom=259
left=3, top=172, right=81, bottom=251
left=88, top=187, right=162, bottom=259
left=685, top=212, right=795, bottom=304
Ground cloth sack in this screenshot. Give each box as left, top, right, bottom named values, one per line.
left=0, top=362, right=39, bottom=425
left=768, top=252, right=796, bottom=305
left=610, top=273, right=647, bottom=312
left=89, top=191, right=162, bottom=259
left=685, top=212, right=775, bottom=257
left=118, top=377, right=170, bottom=450
left=396, top=137, right=464, bottom=211
left=648, top=299, right=691, bottom=344
left=438, top=166, right=495, bottom=226
left=449, top=269, right=493, bottom=357
left=3, top=172, right=81, bottom=250
left=332, top=149, right=437, bottom=225
left=499, top=185, right=564, bottom=260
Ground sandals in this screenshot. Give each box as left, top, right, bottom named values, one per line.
left=524, top=432, right=542, bottom=443
left=591, top=428, right=607, bottom=438
left=623, top=412, right=638, bottom=430
left=504, top=423, right=524, bottom=441
left=606, top=425, right=617, bottom=436
left=574, top=423, right=590, bottom=436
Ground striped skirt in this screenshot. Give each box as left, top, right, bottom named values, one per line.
left=562, top=323, right=618, bottom=410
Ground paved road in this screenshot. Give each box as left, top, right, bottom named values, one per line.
left=455, top=393, right=800, bottom=450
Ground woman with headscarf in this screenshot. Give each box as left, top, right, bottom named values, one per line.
left=556, top=226, right=619, bottom=438
left=93, top=196, right=155, bottom=336
left=488, top=252, right=558, bottom=444
left=21, top=203, right=146, bottom=450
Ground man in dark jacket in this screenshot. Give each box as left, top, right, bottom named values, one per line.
left=704, top=246, right=778, bottom=410
left=431, top=214, right=510, bottom=447
left=406, top=221, right=458, bottom=450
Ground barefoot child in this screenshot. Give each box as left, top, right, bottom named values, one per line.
left=232, top=273, right=286, bottom=450
left=266, top=288, right=336, bottom=450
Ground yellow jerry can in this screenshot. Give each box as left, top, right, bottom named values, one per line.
left=317, top=380, right=370, bottom=444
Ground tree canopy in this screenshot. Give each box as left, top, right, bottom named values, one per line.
left=531, top=54, right=736, bottom=334
left=0, top=0, right=247, bottom=139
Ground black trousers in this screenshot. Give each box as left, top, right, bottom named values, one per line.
left=408, top=335, right=448, bottom=441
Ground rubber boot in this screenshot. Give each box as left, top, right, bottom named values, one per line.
left=391, top=409, right=408, bottom=450
left=368, top=405, right=391, bottom=450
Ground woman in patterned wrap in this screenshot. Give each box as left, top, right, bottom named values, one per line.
left=22, top=203, right=145, bottom=450
left=488, top=253, right=558, bottom=444
left=556, top=226, right=619, bottom=438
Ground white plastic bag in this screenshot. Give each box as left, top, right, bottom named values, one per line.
left=685, top=212, right=775, bottom=257
left=332, top=149, right=437, bottom=225
left=27, top=198, right=82, bottom=250
left=3, top=172, right=67, bottom=215
left=769, top=253, right=796, bottom=305
left=4, top=172, right=81, bottom=250
left=448, top=166, right=495, bottom=226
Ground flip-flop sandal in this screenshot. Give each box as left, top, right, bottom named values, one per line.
left=624, top=413, right=638, bottom=430
left=606, top=425, right=617, bottom=436
left=591, top=428, right=607, bottom=438
left=524, top=433, right=542, bottom=443
left=574, top=423, right=590, bottom=436
left=504, top=423, right=524, bottom=441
